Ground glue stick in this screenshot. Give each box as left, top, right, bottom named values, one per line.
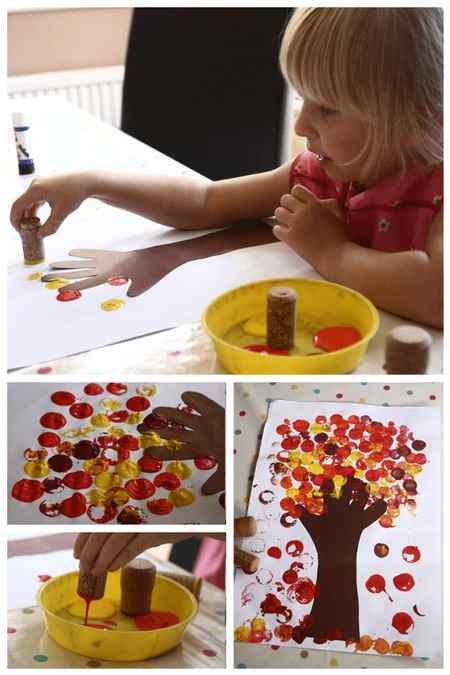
left=12, top=112, right=35, bottom=175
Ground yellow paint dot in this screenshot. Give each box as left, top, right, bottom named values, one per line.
left=329, top=657, right=338, bottom=667
left=83, top=459, right=108, bottom=475
left=251, top=618, right=266, bottom=631
left=101, top=298, right=125, bottom=312
left=100, top=398, right=122, bottom=411
left=116, top=459, right=140, bottom=479
left=95, top=472, right=122, bottom=491
left=126, top=412, right=143, bottom=425
left=308, top=463, right=323, bottom=476
left=169, top=488, right=195, bottom=507
left=235, top=625, right=251, bottom=642
left=164, top=439, right=184, bottom=452
left=139, top=432, right=162, bottom=448
left=110, top=427, right=126, bottom=438
left=91, top=414, right=112, bottom=429
left=105, top=487, right=129, bottom=506
left=24, top=460, right=49, bottom=478
left=136, top=385, right=157, bottom=397
left=166, top=461, right=192, bottom=480
left=242, top=392, right=251, bottom=399
left=27, top=271, right=44, bottom=281
left=44, top=277, right=70, bottom=289
left=63, top=428, right=80, bottom=439
left=78, top=426, right=95, bottom=437
left=88, top=489, right=107, bottom=506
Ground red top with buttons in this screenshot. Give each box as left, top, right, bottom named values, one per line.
left=289, top=150, right=443, bottom=252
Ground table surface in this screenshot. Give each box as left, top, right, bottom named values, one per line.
left=233, top=382, right=442, bottom=669
left=7, top=536, right=225, bottom=668
left=8, top=97, right=442, bottom=374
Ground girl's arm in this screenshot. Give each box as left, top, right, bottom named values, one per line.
left=10, top=163, right=291, bottom=236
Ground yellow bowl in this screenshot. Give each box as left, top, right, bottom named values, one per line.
left=203, top=277, right=379, bottom=374
left=37, top=570, right=198, bottom=661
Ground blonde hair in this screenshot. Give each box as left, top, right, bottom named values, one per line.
left=280, top=8, right=443, bottom=182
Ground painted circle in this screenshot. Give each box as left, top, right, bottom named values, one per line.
left=126, top=396, right=150, bottom=412
left=50, top=391, right=76, bottom=406
left=69, top=402, right=94, bottom=419
left=37, top=432, right=60, bottom=447
left=125, top=478, right=155, bottom=500
left=84, top=383, right=104, bottom=396
left=40, top=412, right=67, bottom=430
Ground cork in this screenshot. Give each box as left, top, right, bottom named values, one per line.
left=267, top=286, right=297, bottom=350
left=234, top=516, right=257, bottom=538
left=120, top=558, right=156, bottom=616
left=162, top=572, right=202, bottom=600
left=77, top=572, right=107, bottom=600
left=384, top=325, right=432, bottom=374
left=19, top=216, right=45, bottom=265
left=234, top=546, right=260, bottom=573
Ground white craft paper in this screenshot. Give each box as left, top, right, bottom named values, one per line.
left=234, top=400, right=441, bottom=659
left=8, top=382, right=225, bottom=525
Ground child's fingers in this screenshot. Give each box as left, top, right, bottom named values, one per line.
left=61, top=277, right=104, bottom=293
left=73, top=533, right=90, bottom=560
left=291, top=184, right=317, bottom=203
left=148, top=445, right=196, bottom=461
left=279, top=193, right=300, bottom=212
left=77, top=533, right=113, bottom=574
left=182, top=391, right=224, bottom=418
left=90, top=534, right=139, bottom=576
left=152, top=406, right=198, bottom=430
left=10, top=185, right=43, bottom=229
left=41, top=270, right=98, bottom=282
left=201, top=467, right=225, bottom=495
left=39, top=206, right=70, bottom=237
left=49, top=259, right=95, bottom=270
left=272, top=224, right=289, bottom=243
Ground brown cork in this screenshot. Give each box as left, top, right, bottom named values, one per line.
left=384, top=325, right=432, bottom=374
left=19, top=216, right=45, bottom=265
left=77, top=572, right=107, bottom=600
left=234, top=516, right=257, bottom=538
left=267, top=286, right=297, bottom=350
left=234, top=546, right=260, bottom=573
left=120, top=558, right=156, bottom=616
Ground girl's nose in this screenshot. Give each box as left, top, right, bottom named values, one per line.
left=294, top=100, right=315, bottom=138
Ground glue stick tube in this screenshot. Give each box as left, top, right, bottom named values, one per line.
left=12, top=112, right=35, bottom=175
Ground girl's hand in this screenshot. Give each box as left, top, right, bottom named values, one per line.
left=10, top=172, right=95, bottom=237
left=273, top=184, right=347, bottom=273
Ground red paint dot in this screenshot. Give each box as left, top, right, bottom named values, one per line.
left=39, top=500, right=61, bottom=517
left=393, top=573, right=415, bottom=592
left=313, top=326, right=361, bottom=352
left=147, top=498, right=174, bottom=516
left=384, top=385, right=391, bottom=390
left=108, top=410, right=129, bottom=422
left=11, top=479, right=44, bottom=503
left=125, top=478, right=155, bottom=500
left=267, top=546, right=282, bottom=559
left=239, top=411, right=246, bottom=416
left=194, top=455, right=217, bottom=470
left=154, top=472, right=181, bottom=491
left=50, top=391, right=76, bottom=406
left=87, top=503, right=118, bottom=524
left=42, top=477, right=64, bottom=494
left=38, top=574, right=52, bottom=582
left=7, top=628, right=17, bottom=634
left=402, top=545, right=421, bottom=563
left=37, top=367, right=52, bottom=374
left=48, top=454, right=73, bottom=472
left=429, top=394, right=436, bottom=400
left=56, top=289, right=81, bottom=302
left=365, top=574, right=386, bottom=594
left=282, top=569, right=298, bottom=585
left=40, top=412, right=67, bottom=430
left=108, top=276, right=129, bottom=286
left=203, top=649, right=217, bottom=657
left=286, top=540, right=304, bottom=557
left=106, top=383, right=128, bottom=395
left=37, top=432, right=60, bottom=447
left=336, top=393, right=343, bottom=399
left=126, top=396, right=150, bottom=412
left=117, top=505, right=146, bottom=524
left=69, top=402, right=94, bottom=419
left=84, top=383, right=104, bottom=396
left=63, top=471, right=93, bottom=490
left=138, top=456, right=163, bottom=473
left=60, top=492, right=87, bottom=518
left=117, top=435, right=139, bottom=451
left=392, top=612, right=414, bottom=634
left=73, top=440, right=100, bottom=460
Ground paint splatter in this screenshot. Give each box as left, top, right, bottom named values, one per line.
left=100, top=298, right=125, bottom=311
left=313, top=326, right=361, bottom=352
left=392, top=612, right=414, bottom=634
left=402, top=545, right=421, bottom=563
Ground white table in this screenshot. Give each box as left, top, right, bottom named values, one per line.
left=8, top=98, right=442, bottom=374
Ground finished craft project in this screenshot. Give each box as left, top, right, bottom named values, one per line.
left=8, top=383, right=225, bottom=524
left=234, top=401, right=441, bottom=659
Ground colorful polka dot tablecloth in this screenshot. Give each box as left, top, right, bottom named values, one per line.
left=7, top=549, right=225, bottom=668
left=234, top=382, right=442, bottom=668
left=8, top=382, right=225, bottom=524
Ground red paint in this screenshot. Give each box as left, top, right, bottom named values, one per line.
left=42, top=477, right=64, bottom=494
left=134, top=611, right=179, bottom=630
left=86, top=623, right=114, bottom=630
left=117, top=435, right=139, bottom=451
left=60, top=492, right=87, bottom=518
left=63, top=471, right=93, bottom=490
left=84, top=383, right=104, bottom=396
left=286, top=540, right=304, bottom=557
left=267, top=546, right=282, bottom=559
left=48, top=454, right=73, bottom=472
left=291, top=625, right=306, bottom=644
left=154, top=472, right=181, bottom=491
left=106, top=383, right=128, bottom=395
left=402, top=545, right=421, bottom=563
left=282, top=569, right=298, bottom=585
left=258, top=490, right=274, bottom=505
left=126, top=396, right=150, bottom=412
left=125, top=478, right=155, bottom=500
left=39, top=500, right=61, bottom=517
left=50, top=391, right=76, bottom=406
left=413, top=604, right=426, bottom=617
left=101, top=447, right=129, bottom=465
left=365, top=574, right=392, bottom=601
left=194, top=455, right=217, bottom=470
left=280, top=513, right=297, bottom=528
left=69, top=402, right=94, bottom=419
left=117, top=505, right=146, bottom=524
left=291, top=578, right=316, bottom=604
left=38, top=432, right=60, bottom=447
left=147, top=498, right=174, bottom=516
left=274, top=624, right=293, bottom=641
left=38, top=367, right=52, bottom=374
left=138, top=456, right=163, bottom=473
left=313, top=326, right=361, bottom=352
left=108, top=410, right=129, bottom=422
left=393, top=573, right=415, bottom=592
left=140, top=413, right=168, bottom=430
left=38, top=574, right=52, bottom=582
left=374, top=543, right=389, bottom=558
left=56, top=289, right=81, bottom=302
left=73, top=440, right=100, bottom=460
left=392, top=612, right=414, bottom=634
left=260, top=593, right=284, bottom=615
left=40, top=412, right=67, bottom=430
left=87, top=503, right=118, bottom=524
left=245, top=344, right=290, bottom=356
left=108, top=276, right=129, bottom=286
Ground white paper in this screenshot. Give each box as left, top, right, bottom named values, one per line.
left=234, top=400, right=441, bottom=659
left=8, top=382, right=226, bottom=525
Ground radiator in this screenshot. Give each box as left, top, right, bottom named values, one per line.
left=8, top=65, right=125, bottom=128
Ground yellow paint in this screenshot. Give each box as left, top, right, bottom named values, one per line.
left=44, top=277, right=70, bottom=289
left=101, top=298, right=125, bottom=312
left=110, top=427, right=126, bottom=438
left=91, top=414, right=112, bottom=429
left=286, top=487, right=299, bottom=499
left=126, top=412, right=143, bottom=425
left=139, top=432, right=163, bottom=448
left=68, top=598, right=117, bottom=620
left=79, top=426, right=95, bottom=436
left=24, top=460, right=49, bottom=478
left=95, top=472, right=122, bottom=491
left=166, top=461, right=192, bottom=480
left=27, top=271, right=44, bottom=281
left=83, top=459, right=108, bottom=475
left=308, top=463, right=323, bottom=476
left=88, top=489, right=107, bottom=506
left=251, top=618, right=266, bottom=631
left=374, top=638, right=390, bottom=655
left=329, top=657, right=338, bottom=667
left=62, top=429, right=81, bottom=439
left=300, top=453, right=313, bottom=465
left=165, top=439, right=184, bottom=452
left=169, top=488, right=195, bottom=507
left=100, top=398, right=122, bottom=411
left=116, top=459, right=140, bottom=479
left=234, top=625, right=251, bottom=642
left=136, top=385, right=157, bottom=397
left=105, top=487, right=129, bottom=506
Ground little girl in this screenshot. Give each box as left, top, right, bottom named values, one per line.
left=11, top=8, right=443, bottom=327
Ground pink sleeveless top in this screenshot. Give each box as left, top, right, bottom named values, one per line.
left=289, top=151, right=443, bottom=252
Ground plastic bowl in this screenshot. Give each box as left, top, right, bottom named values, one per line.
left=203, top=277, right=379, bottom=374
left=37, top=570, right=198, bottom=661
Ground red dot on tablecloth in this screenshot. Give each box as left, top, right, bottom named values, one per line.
left=117, top=435, right=139, bottom=451
left=384, top=385, right=391, bottom=390
left=84, top=383, right=104, bottom=396
left=138, top=456, right=163, bottom=473
left=239, top=411, right=246, bottom=416
left=56, top=289, right=81, bottom=302
left=194, top=455, right=217, bottom=470
left=63, top=471, right=93, bottom=490
left=12, top=479, right=44, bottom=503
left=429, top=394, right=436, bottom=400
left=50, top=391, right=76, bottom=406
left=37, top=367, right=52, bottom=374
left=40, top=412, right=67, bottom=430
left=7, top=627, right=16, bottom=634
left=38, top=574, right=52, bottom=582
left=336, top=393, right=343, bottom=399
left=203, top=649, right=217, bottom=657
left=48, top=454, right=73, bottom=473
left=69, top=402, right=94, bottom=419
left=126, top=478, right=155, bottom=500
